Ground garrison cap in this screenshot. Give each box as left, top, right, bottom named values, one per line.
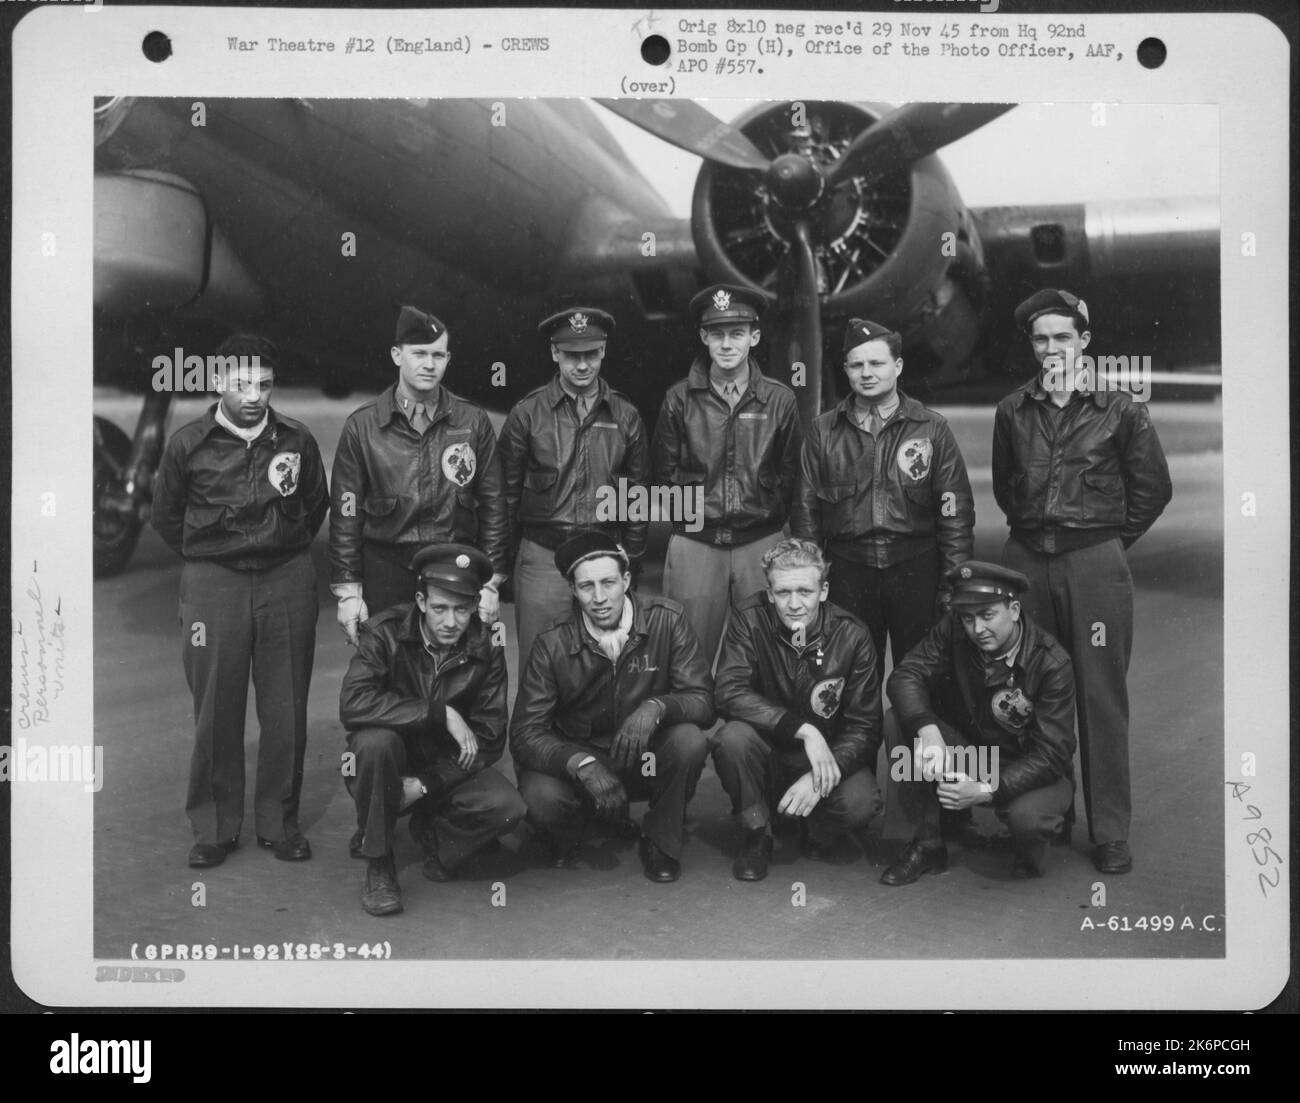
left=394, top=305, right=447, bottom=346
left=843, top=318, right=898, bottom=354
left=691, top=284, right=764, bottom=327
left=946, top=561, right=1030, bottom=607
left=1014, top=288, right=1090, bottom=333
left=554, top=528, right=630, bottom=580
left=411, top=543, right=492, bottom=598
left=539, top=307, right=615, bottom=351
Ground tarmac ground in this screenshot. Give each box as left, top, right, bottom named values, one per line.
left=91, top=391, right=1224, bottom=963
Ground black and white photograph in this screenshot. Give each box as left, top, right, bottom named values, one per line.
left=7, top=4, right=1291, bottom=1015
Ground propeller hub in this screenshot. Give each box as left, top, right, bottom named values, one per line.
left=765, top=153, right=823, bottom=210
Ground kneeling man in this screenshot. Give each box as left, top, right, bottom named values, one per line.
left=881, top=561, right=1076, bottom=884
left=341, top=544, right=525, bottom=917
left=713, top=538, right=883, bottom=881
left=511, top=530, right=714, bottom=882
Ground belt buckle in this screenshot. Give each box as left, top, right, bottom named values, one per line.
left=715, top=529, right=732, bottom=546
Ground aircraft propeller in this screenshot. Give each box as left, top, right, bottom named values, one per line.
left=598, top=99, right=1014, bottom=421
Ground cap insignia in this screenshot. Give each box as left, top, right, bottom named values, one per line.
left=569, top=312, right=588, bottom=333
left=455, top=554, right=471, bottom=569
left=960, top=566, right=972, bottom=579
left=712, top=289, right=731, bottom=312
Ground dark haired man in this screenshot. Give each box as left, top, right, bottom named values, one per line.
left=152, top=334, right=327, bottom=867
left=510, top=530, right=713, bottom=882
left=992, top=288, right=1171, bottom=874
left=792, top=317, right=974, bottom=681
left=340, top=544, right=525, bottom=917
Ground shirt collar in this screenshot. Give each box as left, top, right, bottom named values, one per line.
left=214, top=403, right=269, bottom=443
left=709, top=364, right=751, bottom=399
left=394, top=381, right=441, bottom=418
left=555, top=374, right=606, bottom=410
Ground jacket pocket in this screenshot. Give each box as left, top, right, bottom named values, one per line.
left=674, top=467, right=706, bottom=487
left=815, top=482, right=857, bottom=531
left=522, top=469, right=558, bottom=514
left=453, top=487, right=478, bottom=537
left=1081, top=472, right=1125, bottom=524
left=362, top=496, right=398, bottom=517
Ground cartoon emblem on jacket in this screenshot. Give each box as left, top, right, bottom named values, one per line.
left=992, top=686, right=1034, bottom=731
left=898, top=437, right=933, bottom=481
left=268, top=452, right=301, bottom=496
left=810, top=677, right=845, bottom=719
left=441, top=443, right=477, bottom=487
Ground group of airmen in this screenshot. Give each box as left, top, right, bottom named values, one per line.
left=151, top=282, right=1172, bottom=917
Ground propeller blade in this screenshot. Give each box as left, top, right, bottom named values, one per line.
left=770, top=220, right=824, bottom=426
left=594, top=98, right=771, bottom=172
left=826, top=102, right=1015, bottom=187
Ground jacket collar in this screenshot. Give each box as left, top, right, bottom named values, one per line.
left=377, top=383, right=452, bottom=427
left=394, top=603, right=491, bottom=662
left=546, top=373, right=610, bottom=412
left=686, top=355, right=770, bottom=405
left=763, top=600, right=826, bottom=651
left=1014, top=375, right=1112, bottom=410
left=200, top=402, right=281, bottom=444
left=832, top=388, right=927, bottom=426
left=957, top=612, right=1045, bottom=677
left=564, top=592, right=650, bottom=655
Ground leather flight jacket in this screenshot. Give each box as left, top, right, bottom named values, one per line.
left=992, top=379, right=1172, bottom=554
left=651, top=357, right=802, bottom=546
left=791, top=392, right=974, bottom=578
left=498, top=375, right=650, bottom=565
left=886, top=614, right=1076, bottom=807
left=152, top=404, right=328, bottom=571
left=509, top=593, right=715, bottom=779
left=329, top=384, right=508, bottom=584
left=339, top=603, right=508, bottom=786
left=714, top=594, right=882, bottom=776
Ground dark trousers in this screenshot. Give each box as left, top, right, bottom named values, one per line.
left=346, top=727, right=526, bottom=866
left=361, top=541, right=420, bottom=618
left=881, top=711, right=1072, bottom=874
left=1002, top=536, right=1132, bottom=844
left=179, top=551, right=318, bottom=846
left=827, top=546, right=939, bottom=679
left=711, top=720, right=881, bottom=842
left=515, top=722, right=710, bottom=860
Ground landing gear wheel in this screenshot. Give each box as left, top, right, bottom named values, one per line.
left=93, top=415, right=142, bottom=577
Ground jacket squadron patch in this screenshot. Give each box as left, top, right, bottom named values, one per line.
left=441, top=442, right=477, bottom=486
left=810, top=677, right=845, bottom=719
left=268, top=451, right=301, bottom=496
left=992, top=686, right=1034, bottom=732
left=898, top=437, right=933, bottom=481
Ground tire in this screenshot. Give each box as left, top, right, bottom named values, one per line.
left=93, top=415, right=143, bottom=577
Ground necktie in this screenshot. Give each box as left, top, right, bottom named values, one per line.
left=410, top=402, right=430, bottom=435
left=869, top=405, right=884, bottom=435
left=723, top=382, right=739, bottom=409
left=576, top=394, right=591, bottom=421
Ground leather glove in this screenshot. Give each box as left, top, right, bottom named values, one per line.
left=574, top=759, right=628, bottom=821
left=337, top=595, right=370, bottom=646
left=610, top=699, right=664, bottom=769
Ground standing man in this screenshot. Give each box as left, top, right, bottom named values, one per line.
left=992, top=289, right=1172, bottom=874
left=498, top=307, right=649, bottom=664
left=510, top=531, right=714, bottom=882
left=880, top=562, right=1076, bottom=885
left=712, top=538, right=883, bottom=881
left=330, top=305, right=508, bottom=645
left=792, top=318, right=974, bottom=680
left=340, top=544, right=525, bottom=917
left=152, top=334, right=327, bottom=868
left=652, top=284, right=802, bottom=669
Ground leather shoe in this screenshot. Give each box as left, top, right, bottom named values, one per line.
left=188, top=841, right=235, bottom=868
left=258, top=834, right=312, bottom=861
left=799, top=823, right=831, bottom=862
left=1011, top=852, right=1044, bottom=879
left=422, top=853, right=456, bottom=883
left=349, top=829, right=365, bottom=859
left=639, top=835, right=681, bottom=883
left=880, top=842, right=949, bottom=886
left=733, top=829, right=773, bottom=881
left=540, top=834, right=578, bottom=869
left=1093, top=840, right=1132, bottom=874
left=362, top=856, right=403, bottom=916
